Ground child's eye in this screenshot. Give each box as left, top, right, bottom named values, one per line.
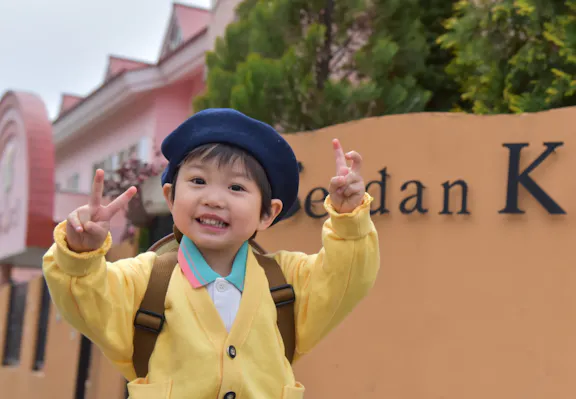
left=230, top=184, right=245, bottom=192
left=190, top=178, right=205, bottom=185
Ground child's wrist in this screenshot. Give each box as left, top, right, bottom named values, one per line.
left=327, top=193, right=366, bottom=214
left=64, top=237, right=100, bottom=254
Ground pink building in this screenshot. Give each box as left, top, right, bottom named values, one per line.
left=53, top=3, right=211, bottom=244
left=0, top=2, right=242, bottom=397
left=0, top=0, right=247, bottom=273
left=0, top=3, right=220, bottom=285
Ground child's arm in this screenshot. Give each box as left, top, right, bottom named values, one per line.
left=42, top=170, right=149, bottom=381
left=274, top=139, right=380, bottom=360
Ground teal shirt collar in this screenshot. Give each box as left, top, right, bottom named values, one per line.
left=178, top=235, right=248, bottom=291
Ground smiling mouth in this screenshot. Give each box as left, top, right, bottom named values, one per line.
left=196, top=217, right=229, bottom=228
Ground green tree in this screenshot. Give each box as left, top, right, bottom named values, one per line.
left=438, top=0, right=576, bottom=114
left=194, top=0, right=458, bottom=132
left=419, top=0, right=463, bottom=111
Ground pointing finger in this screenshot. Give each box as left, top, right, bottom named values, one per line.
left=90, top=169, right=105, bottom=210
left=333, top=139, right=347, bottom=176
left=102, top=186, right=137, bottom=220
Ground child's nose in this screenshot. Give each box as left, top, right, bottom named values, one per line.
left=201, top=189, right=225, bottom=208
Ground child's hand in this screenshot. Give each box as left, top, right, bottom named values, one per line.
left=65, top=169, right=137, bottom=253
left=328, top=138, right=365, bottom=214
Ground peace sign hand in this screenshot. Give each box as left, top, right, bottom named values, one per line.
left=65, top=169, right=137, bottom=253
left=328, top=139, right=365, bottom=214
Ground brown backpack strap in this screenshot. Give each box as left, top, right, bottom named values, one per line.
left=132, top=250, right=178, bottom=378
left=251, top=241, right=296, bottom=363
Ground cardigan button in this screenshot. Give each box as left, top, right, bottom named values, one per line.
left=227, top=345, right=237, bottom=358
left=224, top=392, right=236, bottom=399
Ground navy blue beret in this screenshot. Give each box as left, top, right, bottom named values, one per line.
left=160, top=108, right=299, bottom=224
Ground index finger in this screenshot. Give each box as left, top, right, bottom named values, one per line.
left=89, top=169, right=105, bottom=209
left=332, top=138, right=347, bottom=175
left=102, top=186, right=137, bottom=219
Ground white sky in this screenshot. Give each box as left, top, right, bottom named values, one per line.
left=0, top=0, right=211, bottom=121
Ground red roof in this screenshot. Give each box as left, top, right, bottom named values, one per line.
left=158, top=3, right=210, bottom=59
left=59, top=94, right=83, bottom=115
left=54, top=2, right=210, bottom=122
left=174, top=4, right=211, bottom=43
left=105, top=55, right=152, bottom=81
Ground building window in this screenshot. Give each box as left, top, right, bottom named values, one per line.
left=66, top=173, right=80, bottom=192
left=74, top=335, right=92, bottom=399
left=93, top=161, right=105, bottom=178
left=103, top=155, right=117, bottom=179
left=137, top=137, right=150, bottom=163
left=32, top=278, right=51, bottom=370
left=128, top=144, right=138, bottom=160
left=2, top=282, right=28, bottom=366
left=168, top=23, right=182, bottom=51
left=93, top=138, right=151, bottom=181
left=118, top=150, right=127, bottom=167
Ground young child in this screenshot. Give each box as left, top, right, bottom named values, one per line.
left=43, top=108, right=380, bottom=399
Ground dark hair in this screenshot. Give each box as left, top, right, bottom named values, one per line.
left=170, top=143, right=273, bottom=218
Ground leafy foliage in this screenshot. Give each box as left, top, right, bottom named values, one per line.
left=438, top=0, right=576, bottom=113
left=194, top=0, right=458, bottom=132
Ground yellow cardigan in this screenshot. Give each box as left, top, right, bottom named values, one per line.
left=42, top=194, right=380, bottom=399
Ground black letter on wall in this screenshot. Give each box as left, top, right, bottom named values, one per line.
left=499, top=142, right=564, bottom=214
left=365, top=167, right=390, bottom=215
left=439, top=180, right=470, bottom=215
left=399, top=180, right=428, bottom=214
left=281, top=161, right=304, bottom=220
left=305, top=187, right=329, bottom=218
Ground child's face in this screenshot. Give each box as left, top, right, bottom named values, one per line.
left=163, top=157, right=281, bottom=252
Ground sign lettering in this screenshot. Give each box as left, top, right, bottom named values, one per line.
left=282, top=141, right=564, bottom=221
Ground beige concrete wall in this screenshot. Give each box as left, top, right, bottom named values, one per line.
left=255, top=108, right=576, bottom=398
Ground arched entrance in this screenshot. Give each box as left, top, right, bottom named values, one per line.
left=0, top=90, right=55, bottom=270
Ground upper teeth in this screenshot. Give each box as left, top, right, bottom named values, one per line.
left=200, top=218, right=226, bottom=227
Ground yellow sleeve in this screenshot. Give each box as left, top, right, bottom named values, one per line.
left=273, top=192, right=380, bottom=360
left=42, top=221, right=156, bottom=381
